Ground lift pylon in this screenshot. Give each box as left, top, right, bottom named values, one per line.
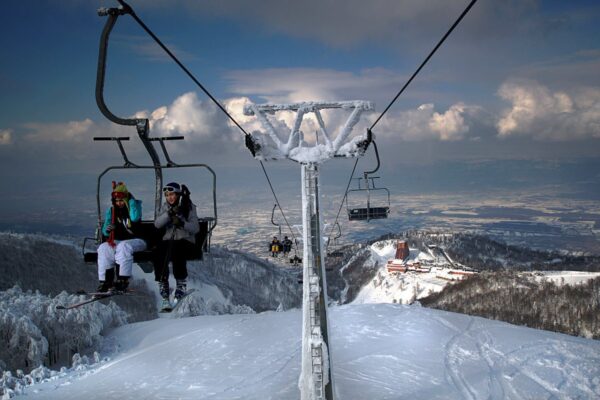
left=244, top=101, right=374, bottom=400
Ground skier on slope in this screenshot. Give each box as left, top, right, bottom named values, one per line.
left=97, top=181, right=146, bottom=293
left=153, top=182, right=199, bottom=310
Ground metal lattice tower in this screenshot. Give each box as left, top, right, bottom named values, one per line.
left=244, top=101, right=373, bottom=400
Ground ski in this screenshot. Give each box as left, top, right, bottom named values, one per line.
left=56, top=290, right=134, bottom=310
left=159, top=289, right=196, bottom=313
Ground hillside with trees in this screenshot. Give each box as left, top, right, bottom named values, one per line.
left=420, top=271, right=600, bottom=339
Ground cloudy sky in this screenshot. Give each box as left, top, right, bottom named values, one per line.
left=1, top=0, right=599, bottom=227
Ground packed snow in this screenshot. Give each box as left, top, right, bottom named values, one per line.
left=13, top=304, right=600, bottom=399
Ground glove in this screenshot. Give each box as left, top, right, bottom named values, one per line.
left=168, top=205, right=180, bottom=216
left=171, top=215, right=184, bottom=227
left=106, top=224, right=115, bottom=233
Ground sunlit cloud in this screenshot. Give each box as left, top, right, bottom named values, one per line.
left=372, top=102, right=482, bottom=142
left=497, top=80, right=600, bottom=140
left=0, top=129, right=12, bottom=145
left=23, top=119, right=94, bottom=143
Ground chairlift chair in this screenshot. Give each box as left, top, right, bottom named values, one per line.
left=83, top=9, right=217, bottom=272
left=82, top=137, right=217, bottom=272
left=344, top=141, right=390, bottom=221
left=345, top=176, right=390, bottom=221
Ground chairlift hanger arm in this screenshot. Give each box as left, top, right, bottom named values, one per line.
left=271, top=204, right=280, bottom=227
left=363, top=139, right=381, bottom=177
left=271, top=203, right=282, bottom=237
left=96, top=4, right=167, bottom=214
left=96, top=7, right=145, bottom=131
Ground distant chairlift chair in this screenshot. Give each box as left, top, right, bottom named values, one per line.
left=345, top=141, right=390, bottom=221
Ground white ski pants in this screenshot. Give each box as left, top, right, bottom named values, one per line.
left=97, top=239, right=147, bottom=280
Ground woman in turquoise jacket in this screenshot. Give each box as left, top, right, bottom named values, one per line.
left=97, top=181, right=146, bottom=293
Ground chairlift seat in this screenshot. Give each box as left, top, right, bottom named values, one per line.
left=328, top=250, right=344, bottom=258
left=83, top=219, right=212, bottom=273
left=348, top=206, right=389, bottom=221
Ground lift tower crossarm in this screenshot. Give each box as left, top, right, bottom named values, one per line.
left=243, top=101, right=373, bottom=163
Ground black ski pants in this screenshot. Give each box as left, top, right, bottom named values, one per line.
left=153, top=239, right=195, bottom=282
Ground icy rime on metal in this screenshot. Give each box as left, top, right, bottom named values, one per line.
left=243, top=101, right=374, bottom=163
left=244, top=101, right=374, bottom=400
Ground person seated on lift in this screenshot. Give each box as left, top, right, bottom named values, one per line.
left=282, top=236, right=292, bottom=257
left=270, top=236, right=281, bottom=257
left=153, top=182, right=199, bottom=309
left=97, top=181, right=146, bottom=293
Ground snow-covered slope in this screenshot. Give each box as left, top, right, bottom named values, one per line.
left=351, top=240, right=600, bottom=305
left=18, top=304, right=600, bottom=400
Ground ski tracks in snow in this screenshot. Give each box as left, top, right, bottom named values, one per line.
left=436, top=314, right=527, bottom=400
left=433, top=312, right=600, bottom=400
left=436, top=315, right=479, bottom=400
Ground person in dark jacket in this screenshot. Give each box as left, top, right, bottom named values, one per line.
left=282, top=236, right=293, bottom=257
left=97, top=181, right=146, bottom=293
left=153, top=182, right=199, bottom=308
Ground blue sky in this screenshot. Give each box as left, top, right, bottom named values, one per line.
left=1, top=0, right=599, bottom=227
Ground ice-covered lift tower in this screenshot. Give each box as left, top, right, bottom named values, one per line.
left=244, top=100, right=374, bottom=400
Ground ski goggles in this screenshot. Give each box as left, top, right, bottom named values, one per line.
left=112, top=192, right=128, bottom=199
left=163, top=185, right=181, bottom=194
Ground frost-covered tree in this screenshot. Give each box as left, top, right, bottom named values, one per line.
left=0, top=286, right=126, bottom=373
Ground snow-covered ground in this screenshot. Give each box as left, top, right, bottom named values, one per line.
left=529, top=271, right=600, bottom=286
left=19, top=303, right=600, bottom=400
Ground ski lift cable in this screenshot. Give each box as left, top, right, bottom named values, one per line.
left=108, top=2, right=294, bottom=245
left=113, top=0, right=252, bottom=141
left=369, top=0, right=478, bottom=131
left=325, top=157, right=360, bottom=252
left=259, top=161, right=298, bottom=245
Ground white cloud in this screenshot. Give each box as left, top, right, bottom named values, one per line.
left=497, top=80, right=600, bottom=140
left=429, top=103, right=471, bottom=141
left=0, top=129, right=12, bottom=145
left=374, top=102, right=478, bottom=141
left=143, top=92, right=239, bottom=143
left=24, top=119, right=94, bottom=142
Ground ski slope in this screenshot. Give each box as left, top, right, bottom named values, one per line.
left=23, top=304, right=600, bottom=400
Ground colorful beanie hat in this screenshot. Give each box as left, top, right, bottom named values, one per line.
left=111, top=181, right=129, bottom=200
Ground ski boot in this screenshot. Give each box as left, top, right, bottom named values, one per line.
left=174, top=279, right=187, bottom=302
left=158, top=281, right=172, bottom=311
left=159, top=281, right=170, bottom=299
left=113, top=276, right=130, bottom=294
left=96, top=268, right=115, bottom=294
